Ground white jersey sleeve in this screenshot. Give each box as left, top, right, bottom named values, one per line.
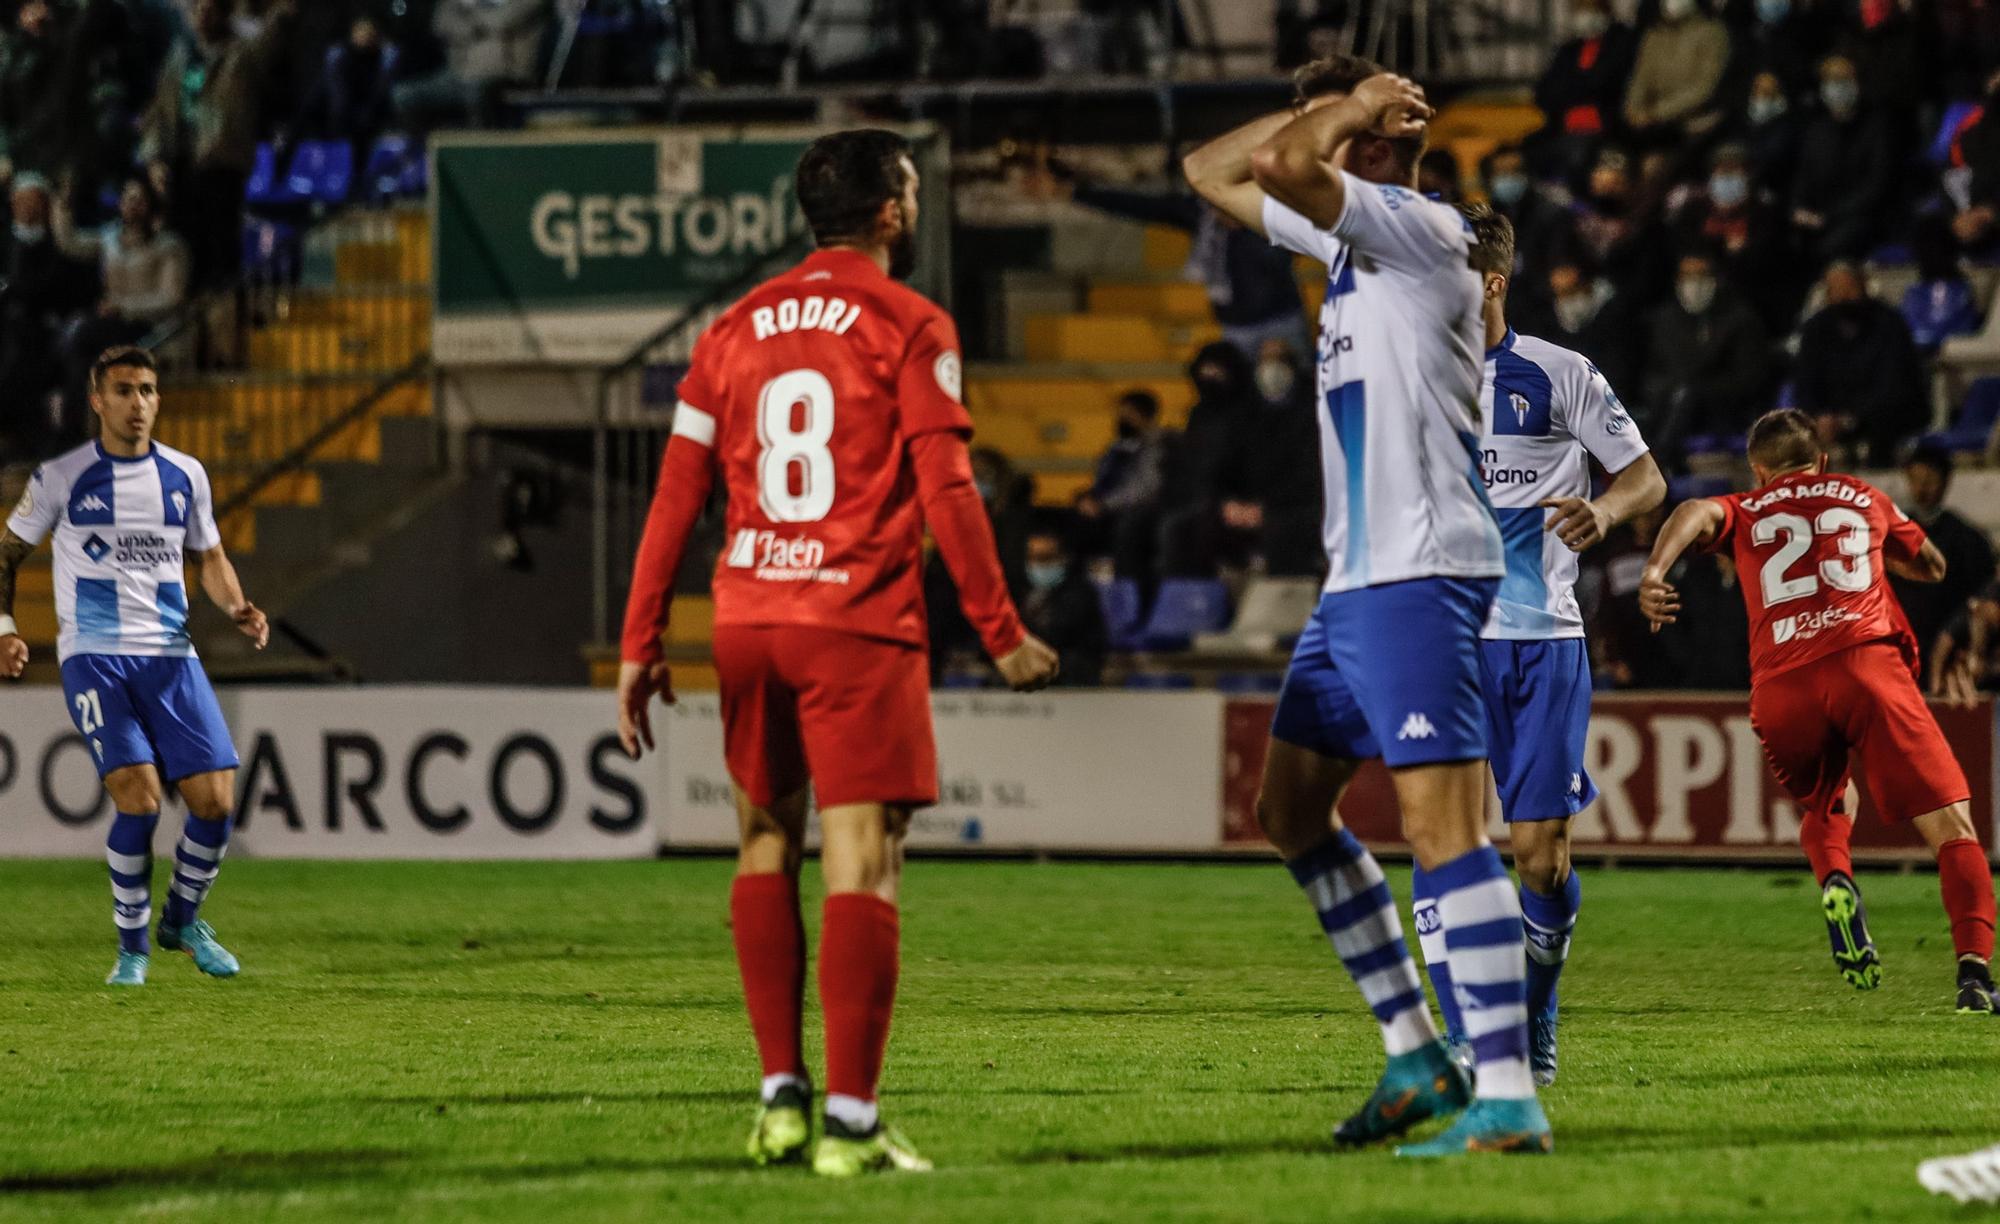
left=7, top=462, right=66, bottom=546
left=184, top=460, right=220, bottom=552
left=1329, top=172, right=1472, bottom=276
left=1261, top=193, right=1338, bottom=264
left=1561, top=359, right=1650, bottom=475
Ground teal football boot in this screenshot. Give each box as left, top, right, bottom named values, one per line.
left=1332, top=1039, right=1471, bottom=1147
left=159, top=918, right=239, bottom=977
left=1397, top=1096, right=1554, bottom=1157
left=105, top=951, right=147, bottom=986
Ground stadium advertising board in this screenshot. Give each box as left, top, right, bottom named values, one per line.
left=655, top=691, right=1227, bottom=851
left=432, top=125, right=948, bottom=368
left=1224, top=694, right=1998, bottom=860
left=0, top=689, right=657, bottom=859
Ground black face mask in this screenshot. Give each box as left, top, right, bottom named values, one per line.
left=1194, top=376, right=1229, bottom=400
left=1117, top=420, right=1141, bottom=441
left=887, top=202, right=917, bottom=281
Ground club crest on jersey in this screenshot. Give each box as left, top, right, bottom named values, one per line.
left=170, top=491, right=187, bottom=518
left=1509, top=392, right=1531, bottom=429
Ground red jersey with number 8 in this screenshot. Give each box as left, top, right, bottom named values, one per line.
left=1704, top=471, right=1928, bottom=684
left=672, top=247, right=973, bottom=648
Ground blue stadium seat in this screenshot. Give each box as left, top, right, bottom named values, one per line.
left=245, top=142, right=283, bottom=206
left=1131, top=578, right=1231, bottom=651
left=285, top=140, right=354, bottom=205
left=363, top=133, right=414, bottom=201
left=1124, top=672, right=1196, bottom=690
left=241, top=218, right=299, bottom=281
left=1215, top=672, right=1283, bottom=695
left=1922, top=376, right=2000, bottom=453
left=1669, top=474, right=1735, bottom=502
left=937, top=671, right=989, bottom=690
left=1097, top=578, right=1144, bottom=649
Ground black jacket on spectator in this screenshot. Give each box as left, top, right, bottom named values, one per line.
left=1640, top=288, right=1773, bottom=454
left=1673, top=194, right=1801, bottom=333
left=1533, top=287, right=1646, bottom=409
left=1071, top=187, right=1301, bottom=333
left=1894, top=508, right=1997, bottom=672
left=1554, top=198, right=1674, bottom=316
left=1021, top=571, right=1108, bottom=687
left=1728, top=8, right=1835, bottom=103
left=0, top=18, right=72, bottom=178
left=1739, top=105, right=1806, bottom=206
left=1790, top=106, right=1897, bottom=262
left=1792, top=298, right=1927, bottom=461
left=1530, top=25, right=1637, bottom=167
left=1656, top=554, right=1753, bottom=689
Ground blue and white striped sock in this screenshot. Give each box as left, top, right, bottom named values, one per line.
left=162, top=816, right=231, bottom=931
left=1521, top=870, right=1581, bottom=1017
left=1431, top=844, right=1535, bottom=1100
left=106, top=811, right=160, bottom=955
left=1409, top=866, right=1466, bottom=1041
left=1287, top=829, right=1437, bottom=1056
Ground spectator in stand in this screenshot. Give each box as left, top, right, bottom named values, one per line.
left=1076, top=389, right=1171, bottom=582
left=1731, top=0, right=1835, bottom=104
left=1792, top=260, right=1927, bottom=464
left=1559, top=145, right=1673, bottom=313
left=1019, top=524, right=1107, bottom=686
left=1739, top=70, right=1805, bottom=202
left=1159, top=340, right=1251, bottom=576
left=0, top=173, right=93, bottom=455
left=1213, top=338, right=1323, bottom=577
left=394, top=0, right=550, bottom=134
left=53, top=176, right=189, bottom=432
left=1672, top=142, right=1797, bottom=332
left=1591, top=501, right=1751, bottom=689
left=1538, top=259, right=1643, bottom=397
left=0, top=0, right=70, bottom=182
left=1844, top=0, right=1929, bottom=139
left=1903, top=221, right=1982, bottom=354
left=1417, top=149, right=1461, bottom=202
left=1065, top=177, right=1306, bottom=359
left=300, top=15, right=402, bottom=151
left=1623, top=0, right=1730, bottom=148
left=1951, top=69, right=2000, bottom=253
left=1789, top=54, right=1897, bottom=265
left=1481, top=145, right=1566, bottom=312
left=1528, top=0, right=1635, bottom=181
left=1640, top=249, right=1774, bottom=463
left=1895, top=445, right=1998, bottom=684
left=926, top=446, right=1035, bottom=678
left=1932, top=578, right=2000, bottom=699
left=141, top=0, right=298, bottom=289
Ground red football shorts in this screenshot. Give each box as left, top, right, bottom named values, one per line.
left=1749, top=640, right=1970, bottom=824
left=711, top=623, right=939, bottom=810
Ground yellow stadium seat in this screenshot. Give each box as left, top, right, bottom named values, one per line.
left=1087, top=282, right=1212, bottom=322
left=1143, top=225, right=1191, bottom=271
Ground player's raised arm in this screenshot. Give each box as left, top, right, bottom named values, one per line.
left=192, top=545, right=268, bottom=651
left=1181, top=110, right=1296, bottom=235
left=616, top=391, right=719, bottom=758
left=1638, top=499, right=1728, bottom=630
left=1250, top=73, right=1430, bottom=229
left=1888, top=538, right=1949, bottom=585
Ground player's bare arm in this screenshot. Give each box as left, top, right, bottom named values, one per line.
left=1639, top=499, right=1727, bottom=630
left=0, top=526, right=36, bottom=677
left=1886, top=538, right=1948, bottom=585
left=193, top=545, right=268, bottom=650
left=1250, top=73, right=1430, bottom=228
left=1181, top=110, right=1296, bottom=234
left=1541, top=452, right=1666, bottom=553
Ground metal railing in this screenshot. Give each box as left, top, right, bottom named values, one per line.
left=589, top=236, right=810, bottom=645
left=146, top=208, right=434, bottom=520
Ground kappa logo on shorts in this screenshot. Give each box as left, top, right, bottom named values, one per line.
left=1395, top=712, right=1438, bottom=742
left=1570, top=773, right=1583, bottom=795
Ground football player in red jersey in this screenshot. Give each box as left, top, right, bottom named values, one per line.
left=1640, top=409, right=1996, bottom=1013
left=617, top=129, right=1060, bottom=1176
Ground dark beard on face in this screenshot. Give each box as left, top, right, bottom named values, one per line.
left=888, top=225, right=917, bottom=280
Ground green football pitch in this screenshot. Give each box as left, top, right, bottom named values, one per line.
left=1, top=857, right=1993, bottom=1222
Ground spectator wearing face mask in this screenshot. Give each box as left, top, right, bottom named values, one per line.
left=1791, top=260, right=1927, bottom=465
left=1738, top=70, right=1805, bottom=202
left=1902, top=222, right=1981, bottom=354
left=1480, top=145, right=1565, bottom=311
left=1672, top=143, right=1796, bottom=332
left=0, top=173, right=93, bottom=456
left=1950, top=69, right=2000, bottom=253
left=1789, top=55, right=1896, bottom=265
left=1894, top=445, right=1997, bottom=684
left=1535, top=260, right=1642, bottom=398
left=1160, top=341, right=1252, bottom=577
left=1623, top=0, right=1730, bottom=145
left=1555, top=146, right=1673, bottom=310
left=1529, top=0, right=1637, bottom=181
left=1639, top=250, right=1774, bottom=463
left=1731, top=0, right=1834, bottom=105
left=1076, top=390, right=1172, bottom=583
left=1018, top=525, right=1106, bottom=687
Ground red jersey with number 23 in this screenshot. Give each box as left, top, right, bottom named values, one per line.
left=1705, top=471, right=1928, bottom=684
left=674, top=247, right=974, bottom=647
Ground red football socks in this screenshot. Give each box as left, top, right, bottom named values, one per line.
left=818, top=893, right=900, bottom=1103
left=730, top=873, right=806, bottom=1080
left=1936, top=838, right=1997, bottom=962
left=1799, top=809, right=1854, bottom=885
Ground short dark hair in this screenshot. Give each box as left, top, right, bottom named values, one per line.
left=1746, top=408, right=1821, bottom=472
left=1459, top=203, right=1514, bottom=276
left=1904, top=442, right=1954, bottom=480
left=1118, top=389, right=1160, bottom=421
left=91, top=345, right=156, bottom=389
left=795, top=129, right=913, bottom=247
